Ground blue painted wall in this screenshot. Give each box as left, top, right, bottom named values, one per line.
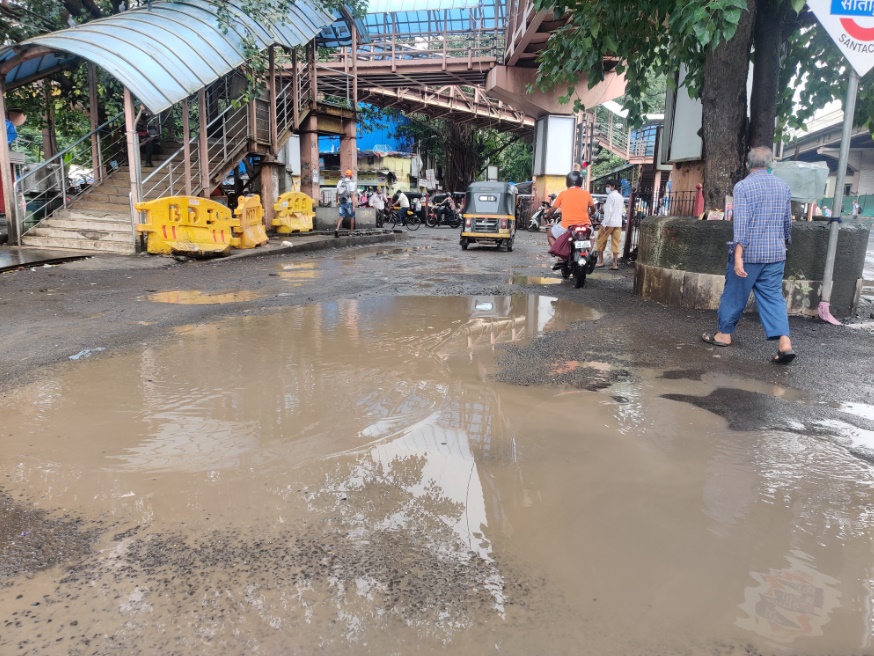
left=319, top=108, right=413, bottom=154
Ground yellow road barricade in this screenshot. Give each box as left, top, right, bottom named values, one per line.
left=272, top=191, right=315, bottom=234
left=232, top=194, right=269, bottom=249
left=136, top=196, right=239, bottom=256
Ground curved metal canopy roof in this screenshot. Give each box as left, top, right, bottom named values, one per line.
left=0, top=0, right=335, bottom=113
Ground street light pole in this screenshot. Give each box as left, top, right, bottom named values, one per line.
left=818, top=68, right=859, bottom=326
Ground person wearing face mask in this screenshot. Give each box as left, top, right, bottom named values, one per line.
left=596, top=179, right=624, bottom=270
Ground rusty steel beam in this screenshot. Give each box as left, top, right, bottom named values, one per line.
left=361, top=86, right=534, bottom=135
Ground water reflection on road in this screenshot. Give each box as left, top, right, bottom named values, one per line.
left=2, top=295, right=874, bottom=654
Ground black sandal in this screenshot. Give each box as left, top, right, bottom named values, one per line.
left=701, top=332, right=730, bottom=347
left=772, top=350, right=796, bottom=365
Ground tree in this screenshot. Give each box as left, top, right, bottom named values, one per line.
left=531, top=0, right=860, bottom=209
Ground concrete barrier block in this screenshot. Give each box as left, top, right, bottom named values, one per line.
left=636, top=216, right=870, bottom=318
left=314, top=206, right=378, bottom=229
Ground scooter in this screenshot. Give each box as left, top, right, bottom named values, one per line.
left=528, top=200, right=551, bottom=232
left=552, top=224, right=599, bottom=288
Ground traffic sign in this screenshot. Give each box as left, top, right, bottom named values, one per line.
left=809, top=0, right=874, bottom=76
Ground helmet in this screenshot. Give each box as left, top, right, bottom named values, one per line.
left=566, top=171, right=583, bottom=188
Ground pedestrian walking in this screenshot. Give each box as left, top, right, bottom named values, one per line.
left=596, top=179, right=623, bottom=270
left=701, top=146, right=796, bottom=364
left=852, top=200, right=860, bottom=218
left=335, top=169, right=356, bottom=238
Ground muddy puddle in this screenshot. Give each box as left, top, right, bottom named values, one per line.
left=144, top=289, right=265, bottom=304
left=3, top=295, right=874, bottom=655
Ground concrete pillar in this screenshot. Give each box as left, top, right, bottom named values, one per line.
left=0, top=81, right=18, bottom=243
left=182, top=97, right=192, bottom=195
left=197, top=88, right=210, bottom=197
left=260, top=161, right=280, bottom=231
left=88, top=63, right=102, bottom=185
left=532, top=115, right=575, bottom=203
left=340, top=117, right=356, bottom=182
left=123, top=87, right=142, bottom=251
left=300, top=114, right=320, bottom=201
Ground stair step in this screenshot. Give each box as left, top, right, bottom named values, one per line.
left=54, top=208, right=129, bottom=221
left=42, top=218, right=131, bottom=232
left=78, top=191, right=133, bottom=205
left=31, top=226, right=133, bottom=242
left=21, top=234, right=135, bottom=255
left=73, top=200, right=133, bottom=212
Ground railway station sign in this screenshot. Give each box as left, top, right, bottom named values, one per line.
left=809, top=0, right=874, bottom=75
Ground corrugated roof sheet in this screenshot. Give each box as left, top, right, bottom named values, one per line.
left=0, top=0, right=335, bottom=113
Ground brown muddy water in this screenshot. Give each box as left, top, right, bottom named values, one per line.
left=2, top=295, right=874, bottom=655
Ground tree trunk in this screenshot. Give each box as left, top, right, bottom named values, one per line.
left=749, top=0, right=792, bottom=148
left=701, top=0, right=756, bottom=209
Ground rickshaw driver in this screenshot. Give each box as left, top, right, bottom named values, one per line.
left=545, top=171, right=596, bottom=248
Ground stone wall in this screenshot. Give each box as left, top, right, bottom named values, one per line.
left=634, top=217, right=870, bottom=318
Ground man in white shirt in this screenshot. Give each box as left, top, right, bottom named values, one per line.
left=596, top=179, right=624, bottom=270
left=369, top=186, right=387, bottom=226
left=335, top=169, right=356, bottom=238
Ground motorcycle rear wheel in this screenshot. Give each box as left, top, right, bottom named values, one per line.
left=574, top=265, right=586, bottom=288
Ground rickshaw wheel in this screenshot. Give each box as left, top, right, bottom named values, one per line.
left=461, top=238, right=469, bottom=251
left=506, top=238, right=514, bottom=252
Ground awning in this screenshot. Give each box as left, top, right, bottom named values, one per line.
left=0, top=0, right=335, bottom=114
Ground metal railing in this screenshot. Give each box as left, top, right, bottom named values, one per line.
left=661, top=190, right=699, bottom=217
left=141, top=133, right=202, bottom=200
left=276, top=76, right=295, bottom=137
left=592, top=106, right=661, bottom=161
left=206, top=101, right=250, bottom=183
left=296, top=61, right=314, bottom=123
left=315, top=64, right=354, bottom=107
left=11, top=111, right=127, bottom=242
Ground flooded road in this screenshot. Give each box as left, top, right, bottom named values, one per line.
left=2, top=294, right=874, bottom=655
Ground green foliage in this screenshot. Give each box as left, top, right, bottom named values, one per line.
left=392, top=112, right=533, bottom=189
left=533, top=0, right=751, bottom=128
left=534, top=0, right=874, bottom=142
left=589, top=150, right=626, bottom=179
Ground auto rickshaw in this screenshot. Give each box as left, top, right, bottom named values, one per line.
left=460, top=181, right=517, bottom=251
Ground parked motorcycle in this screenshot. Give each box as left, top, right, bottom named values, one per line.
left=528, top=200, right=550, bottom=231
left=552, top=224, right=599, bottom=288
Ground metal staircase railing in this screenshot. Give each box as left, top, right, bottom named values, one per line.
left=11, top=111, right=127, bottom=243
left=141, top=132, right=202, bottom=200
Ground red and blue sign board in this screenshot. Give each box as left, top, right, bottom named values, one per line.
left=810, top=0, right=874, bottom=74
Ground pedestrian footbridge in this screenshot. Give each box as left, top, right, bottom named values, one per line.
left=0, top=0, right=629, bottom=254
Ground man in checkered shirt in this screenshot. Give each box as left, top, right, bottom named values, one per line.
left=702, top=146, right=796, bottom=364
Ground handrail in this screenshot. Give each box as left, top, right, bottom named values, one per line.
left=14, top=111, right=124, bottom=188
left=12, top=111, right=127, bottom=244
left=141, top=132, right=202, bottom=199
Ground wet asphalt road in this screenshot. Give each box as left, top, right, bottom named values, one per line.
left=1, top=227, right=871, bottom=402
left=2, top=227, right=874, bottom=654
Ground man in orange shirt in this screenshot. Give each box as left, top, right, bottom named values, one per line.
left=545, top=171, right=595, bottom=247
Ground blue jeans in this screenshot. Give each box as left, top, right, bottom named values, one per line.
left=717, top=259, right=790, bottom=340
left=338, top=201, right=354, bottom=220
